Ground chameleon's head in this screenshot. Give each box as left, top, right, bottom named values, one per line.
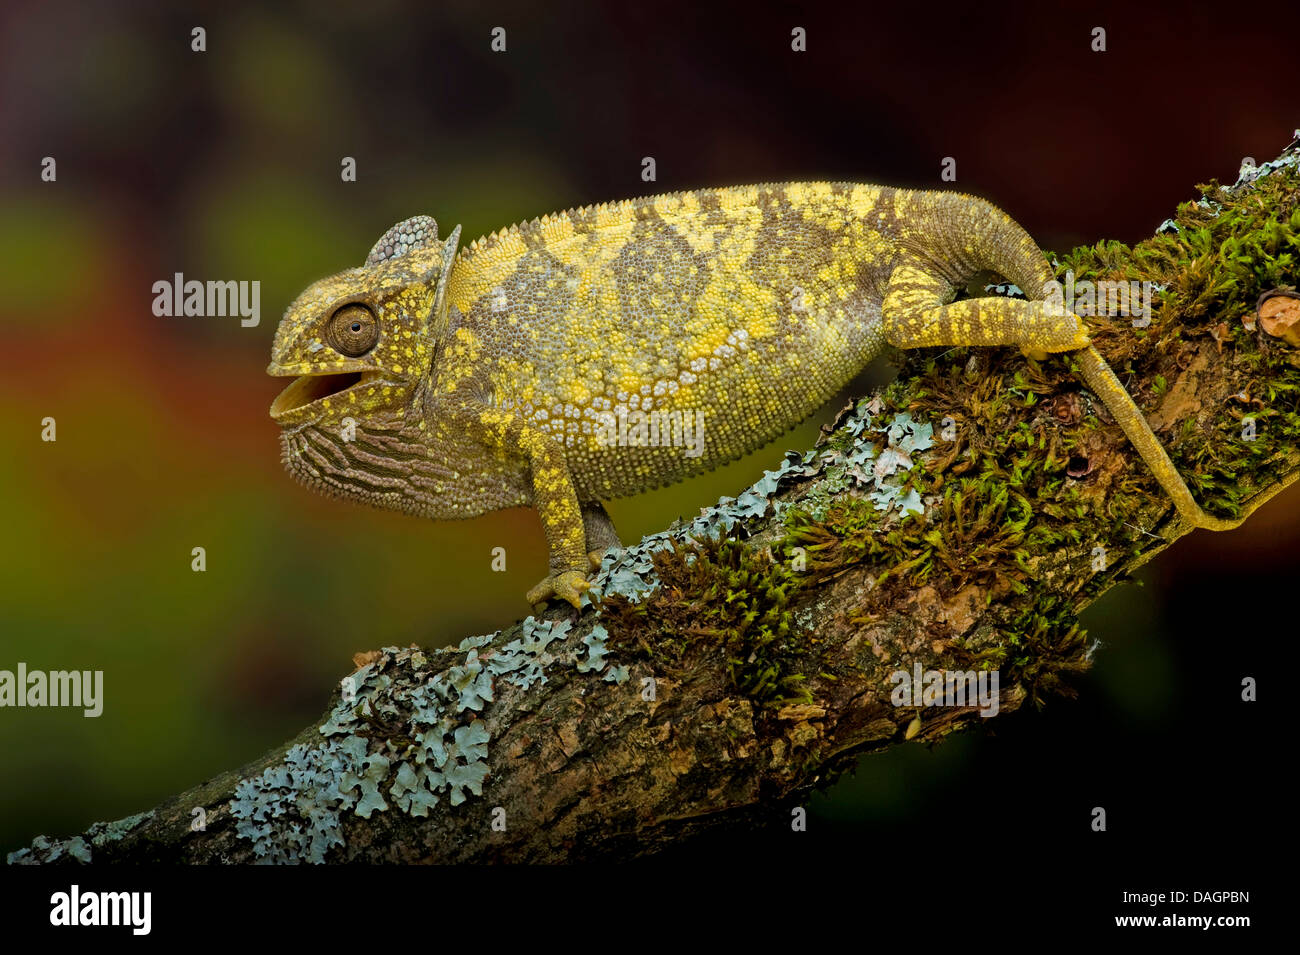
left=267, top=216, right=461, bottom=429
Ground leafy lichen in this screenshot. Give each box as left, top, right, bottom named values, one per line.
left=226, top=618, right=630, bottom=863
left=6, top=809, right=154, bottom=866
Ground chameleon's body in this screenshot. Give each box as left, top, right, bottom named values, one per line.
left=269, top=183, right=1242, bottom=606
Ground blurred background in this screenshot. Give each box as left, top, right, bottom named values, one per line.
left=0, top=0, right=1292, bottom=876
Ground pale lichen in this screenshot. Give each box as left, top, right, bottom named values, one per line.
left=6, top=809, right=154, bottom=866
left=225, top=619, right=629, bottom=862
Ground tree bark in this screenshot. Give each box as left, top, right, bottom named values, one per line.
left=10, top=142, right=1299, bottom=865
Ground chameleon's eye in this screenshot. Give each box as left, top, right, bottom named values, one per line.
left=328, top=304, right=379, bottom=357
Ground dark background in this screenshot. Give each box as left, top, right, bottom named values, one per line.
left=0, top=0, right=1288, bottom=903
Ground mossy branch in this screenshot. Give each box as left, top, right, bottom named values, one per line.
left=11, top=143, right=1299, bottom=865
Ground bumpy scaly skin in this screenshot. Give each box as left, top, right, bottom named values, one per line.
left=269, top=183, right=1234, bottom=608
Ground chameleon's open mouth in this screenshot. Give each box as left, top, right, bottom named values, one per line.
left=269, top=370, right=373, bottom=422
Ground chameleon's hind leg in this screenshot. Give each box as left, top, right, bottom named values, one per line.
left=883, top=259, right=1091, bottom=353
left=581, top=501, right=622, bottom=570
left=882, top=259, right=1251, bottom=532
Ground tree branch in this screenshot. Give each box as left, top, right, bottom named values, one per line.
left=10, top=141, right=1299, bottom=865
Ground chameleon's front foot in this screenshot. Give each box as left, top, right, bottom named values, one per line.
left=526, top=569, right=592, bottom=609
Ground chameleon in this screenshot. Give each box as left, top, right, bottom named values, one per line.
left=268, top=182, right=1259, bottom=608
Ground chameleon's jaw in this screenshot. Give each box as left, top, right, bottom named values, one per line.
left=268, top=367, right=382, bottom=424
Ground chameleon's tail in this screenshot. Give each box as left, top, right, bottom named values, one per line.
left=1074, top=345, right=1229, bottom=529
left=1075, top=344, right=1297, bottom=531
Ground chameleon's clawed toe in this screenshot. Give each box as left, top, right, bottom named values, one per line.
left=588, top=549, right=610, bottom=571
left=525, top=570, right=592, bottom=608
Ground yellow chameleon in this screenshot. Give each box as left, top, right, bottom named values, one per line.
left=268, top=183, right=1248, bottom=607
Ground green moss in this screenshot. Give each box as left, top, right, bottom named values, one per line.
left=974, top=591, right=1093, bottom=708
left=601, top=535, right=813, bottom=707
left=781, top=497, right=885, bottom=580
left=781, top=364, right=1104, bottom=597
